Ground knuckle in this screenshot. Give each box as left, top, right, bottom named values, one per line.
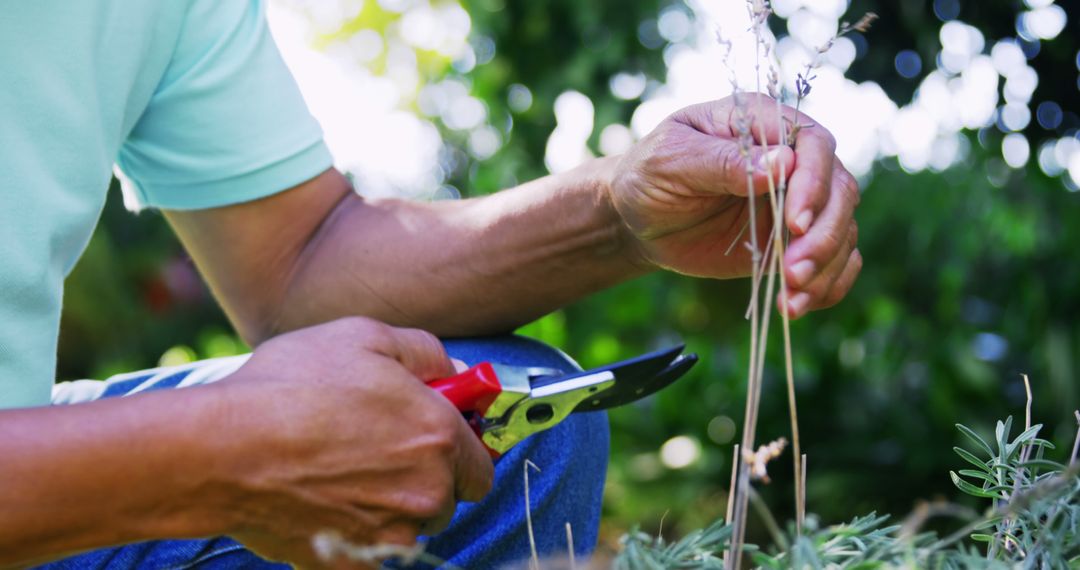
left=806, top=279, right=832, bottom=302
left=846, top=180, right=861, bottom=206
left=404, top=486, right=453, bottom=520
left=819, top=173, right=836, bottom=197
left=718, top=143, right=742, bottom=177
left=822, top=287, right=845, bottom=308
left=404, top=327, right=444, bottom=356
left=337, top=315, right=384, bottom=338
left=419, top=410, right=466, bottom=459
left=819, top=128, right=838, bottom=152
left=836, top=170, right=860, bottom=205
left=813, top=231, right=843, bottom=262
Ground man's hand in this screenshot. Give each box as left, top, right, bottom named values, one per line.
left=610, top=94, right=862, bottom=319
left=214, top=317, right=493, bottom=567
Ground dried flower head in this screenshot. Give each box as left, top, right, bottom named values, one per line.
left=743, top=437, right=788, bottom=483
left=839, top=12, right=879, bottom=36
left=850, top=12, right=879, bottom=33
left=767, top=67, right=780, bottom=99
left=747, top=0, right=771, bottom=29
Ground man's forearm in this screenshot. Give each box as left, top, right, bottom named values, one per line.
left=0, top=387, right=237, bottom=565
left=164, top=156, right=641, bottom=341
left=273, top=157, right=648, bottom=337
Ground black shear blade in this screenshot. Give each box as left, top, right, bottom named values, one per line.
left=573, top=352, right=698, bottom=412
left=529, top=345, right=697, bottom=413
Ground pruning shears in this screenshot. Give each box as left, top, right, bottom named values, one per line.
left=428, top=345, right=698, bottom=456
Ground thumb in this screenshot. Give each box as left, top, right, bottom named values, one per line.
left=682, top=128, right=795, bottom=198
left=737, top=144, right=795, bottom=196
left=453, top=420, right=495, bottom=503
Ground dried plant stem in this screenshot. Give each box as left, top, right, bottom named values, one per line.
left=744, top=225, right=775, bottom=320
left=565, top=522, right=576, bottom=570
left=800, top=454, right=807, bottom=527
left=524, top=460, right=541, bottom=570
left=310, top=532, right=459, bottom=569
left=752, top=220, right=779, bottom=389
left=1019, top=375, right=1035, bottom=469
left=1071, top=410, right=1080, bottom=466
left=725, top=219, right=751, bottom=256
left=728, top=90, right=764, bottom=570
left=722, top=443, right=740, bottom=569
left=752, top=98, right=806, bottom=535
left=1023, top=375, right=1033, bottom=432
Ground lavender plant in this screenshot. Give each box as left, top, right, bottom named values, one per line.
left=614, top=406, right=1080, bottom=569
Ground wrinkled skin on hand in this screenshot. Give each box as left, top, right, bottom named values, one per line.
left=611, top=93, right=862, bottom=319
left=213, top=317, right=493, bottom=569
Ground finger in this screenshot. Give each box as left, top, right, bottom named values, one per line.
left=813, top=248, right=862, bottom=311
left=784, top=126, right=839, bottom=236
left=378, top=326, right=455, bottom=380
left=666, top=126, right=795, bottom=198
left=785, top=213, right=856, bottom=291
left=672, top=92, right=806, bottom=144
left=783, top=163, right=858, bottom=286
left=418, top=502, right=456, bottom=536
left=452, top=420, right=495, bottom=503
left=374, top=520, right=423, bottom=547
left=783, top=220, right=855, bottom=315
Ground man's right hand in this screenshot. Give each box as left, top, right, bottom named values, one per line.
left=210, top=317, right=493, bottom=567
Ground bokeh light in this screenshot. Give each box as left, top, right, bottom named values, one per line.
left=659, top=435, right=702, bottom=469
left=894, top=50, right=922, bottom=79
left=266, top=0, right=1080, bottom=201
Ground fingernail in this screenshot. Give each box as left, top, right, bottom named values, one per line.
left=787, top=292, right=810, bottom=318
left=790, top=259, right=815, bottom=286
left=794, top=210, right=813, bottom=234
left=755, top=148, right=783, bottom=171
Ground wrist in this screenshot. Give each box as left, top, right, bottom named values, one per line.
left=113, top=383, right=257, bottom=541
left=587, top=155, right=655, bottom=273
left=0, top=386, right=249, bottom=565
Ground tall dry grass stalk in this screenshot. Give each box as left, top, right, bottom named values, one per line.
left=721, top=3, right=875, bottom=567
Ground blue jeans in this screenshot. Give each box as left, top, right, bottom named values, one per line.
left=40, top=336, right=609, bottom=569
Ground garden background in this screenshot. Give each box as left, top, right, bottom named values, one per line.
left=59, top=0, right=1080, bottom=549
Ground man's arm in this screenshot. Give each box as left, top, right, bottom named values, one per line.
left=166, top=95, right=862, bottom=345
left=0, top=384, right=238, bottom=566
left=0, top=319, right=492, bottom=568
left=166, top=158, right=644, bottom=343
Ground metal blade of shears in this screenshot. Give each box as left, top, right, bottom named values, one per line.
left=527, top=344, right=697, bottom=413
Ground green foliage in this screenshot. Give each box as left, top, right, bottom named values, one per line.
left=948, top=416, right=1080, bottom=566
left=613, top=416, right=1080, bottom=568
left=615, top=519, right=732, bottom=569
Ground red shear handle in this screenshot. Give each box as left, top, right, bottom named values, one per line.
left=427, top=362, right=503, bottom=415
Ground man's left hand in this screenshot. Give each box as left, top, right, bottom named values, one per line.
left=609, top=93, right=862, bottom=319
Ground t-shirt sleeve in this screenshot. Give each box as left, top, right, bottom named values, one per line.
left=116, top=0, right=332, bottom=210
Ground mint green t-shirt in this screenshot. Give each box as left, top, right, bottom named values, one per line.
left=0, top=1, right=333, bottom=408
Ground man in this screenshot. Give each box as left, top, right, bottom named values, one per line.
left=0, top=1, right=861, bottom=568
